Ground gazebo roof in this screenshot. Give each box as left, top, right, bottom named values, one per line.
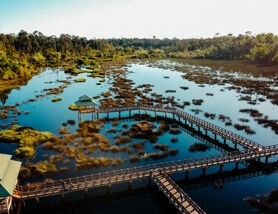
left=74, top=95, right=98, bottom=107
left=0, top=154, right=21, bottom=197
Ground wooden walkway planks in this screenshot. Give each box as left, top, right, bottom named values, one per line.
left=14, top=148, right=278, bottom=200
left=151, top=170, right=206, bottom=214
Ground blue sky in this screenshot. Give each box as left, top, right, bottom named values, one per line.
left=0, top=0, right=277, bottom=39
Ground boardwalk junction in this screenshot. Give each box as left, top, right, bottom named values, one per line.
left=3, top=105, right=278, bottom=214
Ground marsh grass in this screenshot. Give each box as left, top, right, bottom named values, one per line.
left=0, top=125, right=52, bottom=159
left=129, top=156, right=140, bottom=163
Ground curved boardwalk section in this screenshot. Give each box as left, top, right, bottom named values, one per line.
left=80, top=105, right=264, bottom=151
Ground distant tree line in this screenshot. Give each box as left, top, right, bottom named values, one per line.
left=0, top=30, right=277, bottom=80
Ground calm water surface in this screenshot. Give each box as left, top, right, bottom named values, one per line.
left=1, top=59, right=278, bottom=213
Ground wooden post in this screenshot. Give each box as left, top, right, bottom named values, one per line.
left=219, top=164, right=223, bottom=173
left=234, top=143, right=237, bottom=149
left=128, top=180, right=132, bottom=190
left=118, top=111, right=121, bottom=118
left=265, top=156, right=269, bottom=164
left=223, top=138, right=226, bottom=144
left=202, top=168, right=206, bottom=176
left=5, top=197, right=10, bottom=214
left=235, top=162, right=239, bottom=170
left=185, top=170, right=190, bottom=179
left=78, top=112, right=81, bottom=122
left=205, top=129, right=207, bottom=136
left=214, top=133, right=217, bottom=140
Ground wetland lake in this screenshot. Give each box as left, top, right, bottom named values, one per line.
left=1, top=59, right=278, bottom=213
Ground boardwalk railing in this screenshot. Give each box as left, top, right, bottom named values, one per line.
left=14, top=148, right=278, bottom=200
left=80, top=105, right=264, bottom=151
left=152, top=169, right=206, bottom=214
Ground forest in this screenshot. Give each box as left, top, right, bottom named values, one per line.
left=0, top=30, right=277, bottom=81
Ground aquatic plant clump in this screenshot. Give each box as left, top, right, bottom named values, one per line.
left=51, top=97, right=62, bottom=102
left=74, top=78, right=86, bottom=82
left=0, top=125, right=52, bottom=159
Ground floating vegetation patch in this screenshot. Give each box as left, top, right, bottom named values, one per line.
left=183, top=101, right=191, bottom=106
left=192, top=99, right=204, bottom=105
left=51, top=97, right=62, bottom=102
left=0, top=125, right=52, bottom=159
left=68, top=104, right=79, bottom=111
left=239, top=108, right=263, bottom=118
left=130, top=156, right=140, bottom=163
left=74, top=78, right=86, bottom=82
left=169, top=127, right=182, bottom=135
left=189, top=142, right=210, bottom=152
left=165, top=90, right=176, bottom=93
left=154, top=143, right=168, bottom=152
left=171, top=137, right=178, bottom=143
left=204, top=112, right=216, bottom=120
left=206, top=93, right=214, bottom=96
left=191, top=109, right=203, bottom=114
left=234, top=124, right=256, bottom=134
left=238, top=118, right=249, bottom=123
left=67, top=120, right=75, bottom=125
left=239, top=108, right=278, bottom=134
left=93, top=95, right=100, bottom=99
left=245, top=189, right=278, bottom=213
left=180, top=86, right=189, bottom=90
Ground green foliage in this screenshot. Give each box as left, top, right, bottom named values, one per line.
left=51, top=97, right=62, bottom=102
left=0, top=125, right=53, bottom=159
left=0, top=30, right=277, bottom=82
left=74, top=78, right=86, bottom=82
left=32, top=52, right=46, bottom=66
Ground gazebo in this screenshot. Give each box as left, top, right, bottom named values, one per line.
left=74, top=95, right=99, bottom=121
left=0, top=154, right=21, bottom=214
left=74, top=95, right=98, bottom=108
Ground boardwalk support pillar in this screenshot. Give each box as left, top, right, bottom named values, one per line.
left=235, top=162, right=239, bottom=170
left=185, top=170, right=190, bottom=179
left=128, top=180, right=132, bottom=190
left=219, top=164, right=223, bottom=173
left=223, top=138, right=226, bottom=145
left=202, top=167, right=207, bottom=176
left=234, top=143, right=238, bottom=149
left=35, top=196, right=40, bottom=204
left=107, top=184, right=111, bottom=194
left=214, top=133, right=217, bottom=140
left=265, top=156, right=269, bottom=164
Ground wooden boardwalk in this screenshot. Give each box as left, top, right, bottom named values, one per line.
left=80, top=105, right=264, bottom=151
left=14, top=147, right=278, bottom=201
left=13, top=105, right=278, bottom=213
left=152, top=169, right=206, bottom=214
